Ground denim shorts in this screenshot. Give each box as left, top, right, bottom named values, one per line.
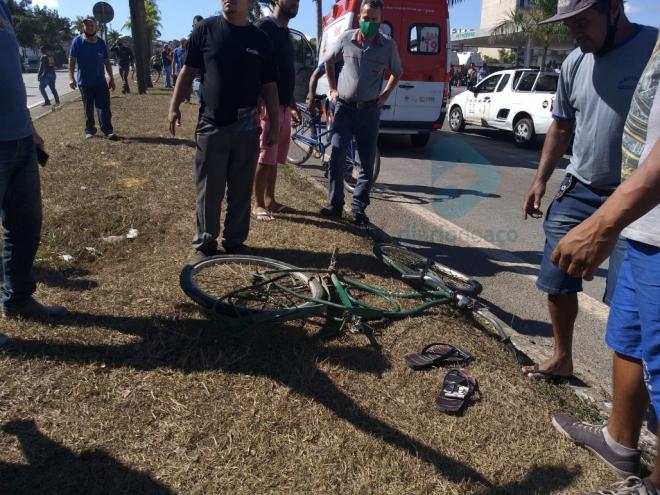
left=536, top=174, right=625, bottom=305
left=605, top=240, right=660, bottom=412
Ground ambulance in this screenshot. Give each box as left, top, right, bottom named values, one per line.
left=317, top=0, right=452, bottom=147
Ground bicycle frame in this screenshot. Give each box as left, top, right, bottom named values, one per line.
left=290, top=104, right=356, bottom=164
left=216, top=267, right=453, bottom=331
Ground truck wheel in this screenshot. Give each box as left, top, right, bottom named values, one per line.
left=410, top=133, right=430, bottom=148
left=449, top=107, right=465, bottom=132
left=513, top=117, right=535, bottom=148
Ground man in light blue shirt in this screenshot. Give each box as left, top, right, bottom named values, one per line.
left=0, top=0, right=67, bottom=318
left=68, top=16, right=117, bottom=140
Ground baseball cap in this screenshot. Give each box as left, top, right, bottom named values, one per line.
left=82, top=16, right=96, bottom=23
left=539, top=0, right=601, bottom=24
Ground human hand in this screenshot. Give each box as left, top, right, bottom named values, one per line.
left=377, top=92, right=389, bottom=108
left=33, top=131, right=45, bottom=149
left=522, top=179, right=546, bottom=219
left=550, top=216, right=618, bottom=280
left=168, top=107, right=181, bottom=136
left=291, top=107, right=302, bottom=125
left=108, top=77, right=116, bottom=91
left=69, top=79, right=77, bottom=90
left=329, top=89, right=338, bottom=103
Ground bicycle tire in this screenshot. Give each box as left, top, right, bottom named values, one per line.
left=180, top=255, right=325, bottom=318
left=373, top=243, right=482, bottom=296
left=287, top=111, right=315, bottom=166
left=344, top=145, right=381, bottom=193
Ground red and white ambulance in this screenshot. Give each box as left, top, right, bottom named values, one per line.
left=318, top=0, right=451, bottom=147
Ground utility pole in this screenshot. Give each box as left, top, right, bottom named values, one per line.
left=128, top=0, right=150, bottom=93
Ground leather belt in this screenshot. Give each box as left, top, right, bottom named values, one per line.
left=338, top=98, right=378, bottom=109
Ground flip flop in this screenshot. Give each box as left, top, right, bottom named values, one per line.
left=404, top=343, right=472, bottom=370
left=524, top=364, right=573, bottom=384
left=436, top=368, right=480, bottom=415
left=251, top=209, right=274, bottom=222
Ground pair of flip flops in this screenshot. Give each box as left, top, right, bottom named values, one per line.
left=404, top=343, right=479, bottom=415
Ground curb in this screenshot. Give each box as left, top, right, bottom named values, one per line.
left=291, top=160, right=658, bottom=457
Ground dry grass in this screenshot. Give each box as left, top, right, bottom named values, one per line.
left=0, top=90, right=617, bottom=494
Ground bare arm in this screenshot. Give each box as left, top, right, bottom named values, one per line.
left=68, top=57, right=77, bottom=88
left=378, top=73, right=400, bottom=107
left=552, top=138, right=660, bottom=279
left=103, top=59, right=115, bottom=90
left=168, top=65, right=198, bottom=135
left=307, top=67, right=323, bottom=111
left=522, top=119, right=574, bottom=219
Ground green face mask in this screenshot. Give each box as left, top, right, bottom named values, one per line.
left=358, top=21, right=380, bottom=39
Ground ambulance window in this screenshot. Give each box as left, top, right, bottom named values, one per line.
left=381, top=22, right=393, bottom=37
left=408, top=24, right=440, bottom=54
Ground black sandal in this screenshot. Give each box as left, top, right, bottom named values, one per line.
left=436, top=368, right=480, bottom=415
left=404, top=343, right=472, bottom=370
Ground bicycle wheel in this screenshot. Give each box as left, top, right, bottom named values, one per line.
left=287, top=111, right=315, bottom=166
left=344, top=143, right=381, bottom=193
left=373, top=243, right=482, bottom=296
left=180, top=255, right=326, bottom=318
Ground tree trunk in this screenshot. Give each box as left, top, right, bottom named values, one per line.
left=128, top=0, right=150, bottom=94
left=315, top=0, right=323, bottom=54
left=524, top=35, right=532, bottom=67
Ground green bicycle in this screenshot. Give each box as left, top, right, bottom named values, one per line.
left=180, top=244, right=509, bottom=344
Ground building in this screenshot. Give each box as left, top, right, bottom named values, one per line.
left=451, top=0, right=574, bottom=68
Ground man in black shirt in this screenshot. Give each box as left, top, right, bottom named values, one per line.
left=168, top=0, right=280, bottom=259
left=252, top=0, right=300, bottom=220
left=37, top=46, right=59, bottom=106
left=110, top=39, right=134, bottom=94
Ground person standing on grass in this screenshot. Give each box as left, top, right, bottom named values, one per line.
left=168, top=0, right=279, bottom=260
left=161, top=44, right=173, bottom=89
left=110, top=39, right=134, bottom=94
left=68, top=16, right=118, bottom=140
left=172, top=38, right=189, bottom=103
left=191, top=15, right=204, bottom=105
left=520, top=0, right=657, bottom=381
left=37, top=46, right=59, bottom=107
left=550, top=32, right=660, bottom=494
left=252, top=0, right=301, bottom=221
left=320, top=0, right=402, bottom=225
left=0, top=0, right=68, bottom=319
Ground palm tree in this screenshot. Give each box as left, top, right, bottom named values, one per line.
left=128, top=0, right=151, bottom=93
left=124, top=0, right=162, bottom=48
left=491, top=0, right=569, bottom=69
left=248, top=0, right=275, bottom=22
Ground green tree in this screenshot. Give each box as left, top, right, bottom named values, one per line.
left=248, top=0, right=275, bottom=22
left=124, top=0, right=162, bottom=47
left=106, top=28, right=122, bottom=48
left=491, top=0, right=569, bottom=69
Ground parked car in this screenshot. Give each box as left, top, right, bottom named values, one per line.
left=448, top=69, right=559, bottom=147
left=22, top=57, right=40, bottom=73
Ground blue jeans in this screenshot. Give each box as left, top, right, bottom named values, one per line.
left=193, top=76, right=202, bottom=104
left=327, top=102, right=380, bottom=212
left=163, top=65, right=172, bottom=88
left=79, top=84, right=113, bottom=136
left=537, top=174, right=625, bottom=305
left=38, top=72, right=59, bottom=104
left=0, top=136, right=42, bottom=309
left=606, top=240, right=660, bottom=413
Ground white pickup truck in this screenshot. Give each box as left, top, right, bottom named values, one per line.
left=448, top=69, right=559, bottom=147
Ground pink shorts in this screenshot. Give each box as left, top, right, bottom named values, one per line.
left=258, top=105, right=292, bottom=166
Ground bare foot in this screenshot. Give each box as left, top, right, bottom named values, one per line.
left=522, top=358, right=573, bottom=380
left=251, top=208, right=274, bottom=222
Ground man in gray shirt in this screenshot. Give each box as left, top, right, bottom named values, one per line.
left=521, top=0, right=657, bottom=381
left=320, top=0, right=402, bottom=224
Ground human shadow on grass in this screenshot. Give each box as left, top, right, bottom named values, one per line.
left=0, top=419, right=174, bottom=495
left=32, top=265, right=98, bottom=292
left=121, top=136, right=196, bottom=148
left=2, top=313, right=581, bottom=493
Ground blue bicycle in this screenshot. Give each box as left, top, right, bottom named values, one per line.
left=287, top=100, right=381, bottom=193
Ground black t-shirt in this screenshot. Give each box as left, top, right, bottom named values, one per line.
left=112, top=45, right=134, bottom=67
left=255, top=17, right=295, bottom=107
left=185, top=16, right=277, bottom=127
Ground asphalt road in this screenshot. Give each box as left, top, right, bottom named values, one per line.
left=23, top=69, right=74, bottom=108
left=299, top=106, right=614, bottom=394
